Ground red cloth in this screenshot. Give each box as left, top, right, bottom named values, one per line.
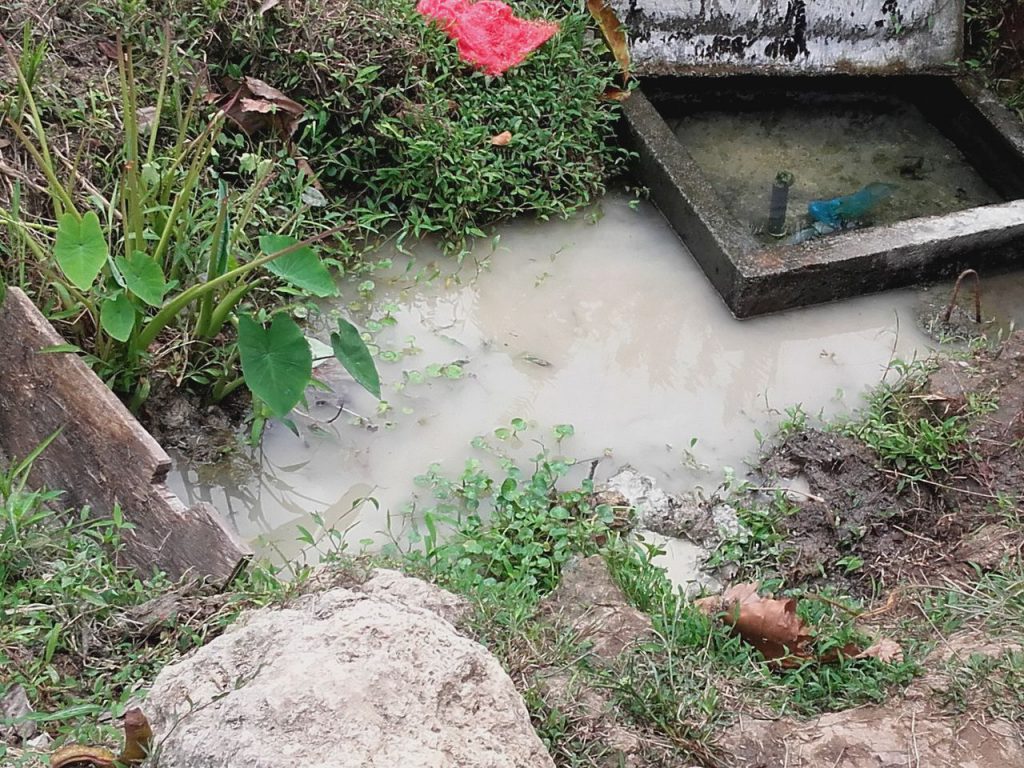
left=417, top=0, right=559, bottom=75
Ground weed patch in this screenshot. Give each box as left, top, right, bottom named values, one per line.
left=0, top=448, right=288, bottom=764
left=965, top=0, right=1024, bottom=117
left=372, top=436, right=926, bottom=765
left=842, top=359, right=996, bottom=484
left=0, top=0, right=626, bottom=438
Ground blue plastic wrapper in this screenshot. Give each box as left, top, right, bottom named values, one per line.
left=808, top=182, right=895, bottom=229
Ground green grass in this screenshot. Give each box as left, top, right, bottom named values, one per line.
left=840, top=358, right=997, bottom=484
left=370, top=435, right=925, bottom=765
left=4, top=414, right=1018, bottom=766
left=0, top=451, right=289, bottom=765
left=0, top=0, right=628, bottom=428
left=6, top=0, right=627, bottom=254
left=704, top=490, right=796, bottom=584
left=964, top=0, right=1024, bottom=118
left=935, top=647, right=1024, bottom=722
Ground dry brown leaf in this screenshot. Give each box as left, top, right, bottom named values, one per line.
left=295, top=156, right=321, bottom=188
left=856, top=638, right=904, bottom=664
left=490, top=130, right=512, bottom=146
left=600, top=87, right=631, bottom=102
left=586, top=0, right=630, bottom=79
left=699, top=583, right=906, bottom=667
left=698, top=582, right=814, bottom=664
left=214, top=77, right=304, bottom=140
left=96, top=39, right=120, bottom=62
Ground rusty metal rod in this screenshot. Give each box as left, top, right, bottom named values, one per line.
left=942, top=268, right=982, bottom=325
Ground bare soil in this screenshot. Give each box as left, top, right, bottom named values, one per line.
left=725, top=631, right=1024, bottom=767
left=723, top=682, right=1024, bottom=768
left=137, top=374, right=250, bottom=464
left=761, top=334, right=1024, bottom=595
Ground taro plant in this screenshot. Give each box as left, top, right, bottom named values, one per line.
left=0, top=32, right=379, bottom=420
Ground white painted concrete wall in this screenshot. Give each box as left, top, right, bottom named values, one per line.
left=609, top=0, right=963, bottom=75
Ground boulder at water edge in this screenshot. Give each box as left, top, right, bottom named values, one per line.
left=145, top=570, right=554, bottom=768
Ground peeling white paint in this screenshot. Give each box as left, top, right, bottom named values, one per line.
left=610, top=0, right=963, bottom=75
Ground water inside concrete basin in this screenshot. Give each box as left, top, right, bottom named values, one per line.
left=169, top=192, right=938, bottom=561
left=670, top=102, right=1003, bottom=244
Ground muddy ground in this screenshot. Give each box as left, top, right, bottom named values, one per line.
left=705, top=333, right=1024, bottom=765
left=761, top=333, right=1024, bottom=596
left=138, top=375, right=250, bottom=465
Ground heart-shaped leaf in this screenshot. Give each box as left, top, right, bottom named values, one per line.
left=238, top=313, right=313, bottom=417
left=100, top=292, right=136, bottom=342
left=54, top=212, right=108, bottom=291
left=331, top=317, right=381, bottom=399
left=259, top=234, right=337, bottom=298
left=116, top=251, right=168, bottom=307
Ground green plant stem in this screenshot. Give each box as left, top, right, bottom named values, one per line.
left=133, top=225, right=347, bottom=351
left=212, top=376, right=246, bottom=402
left=204, top=281, right=258, bottom=340
left=1, top=35, right=69, bottom=217
left=160, top=72, right=204, bottom=212
left=145, top=24, right=172, bottom=165
left=197, top=191, right=230, bottom=338
left=3, top=118, right=77, bottom=217
left=117, top=36, right=147, bottom=255
left=152, top=116, right=224, bottom=277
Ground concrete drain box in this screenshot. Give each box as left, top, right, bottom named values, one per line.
left=615, top=0, right=1024, bottom=316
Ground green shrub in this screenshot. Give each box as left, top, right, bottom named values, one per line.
left=97, top=0, right=629, bottom=248
left=0, top=35, right=379, bottom=419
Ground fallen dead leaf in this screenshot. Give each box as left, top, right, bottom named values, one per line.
left=600, top=87, right=631, bottom=102
left=213, top=77, right=304, bottom=140
left=258, top=0, right=280, bottom=14
left=295, top=156, right=321, bottom=188
left=856, top=638, right=904, bottom=664
left=136, top=106, right=158, bottom=131
left=1, top=684, right=35, bottom=742
left=697, top=582, right=814, bottom=665
left=97, top=39, right=120, bottom=62
left=490, top=130, right=512, bottom=146
left=586, top=0, right=630, bottom=79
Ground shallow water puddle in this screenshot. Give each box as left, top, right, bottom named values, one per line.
left=169, top=193, right=934, bottom=560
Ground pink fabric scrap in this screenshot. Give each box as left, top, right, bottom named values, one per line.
left=417, top=0, right=559, bottom=76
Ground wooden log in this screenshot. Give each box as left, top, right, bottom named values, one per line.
left=0, top=287, right=251, bottom=586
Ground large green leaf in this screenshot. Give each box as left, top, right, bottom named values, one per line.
left=237, top=313, right=313, bottom=417
left=331, top=317, right=381, bottom=399
left=100, top=292, right=136, bottom=342
left=54, top=212, right=108, bottom=291
left=116, top=251, right=168, bottom=307
left=259, top=234, right=337, bottom=298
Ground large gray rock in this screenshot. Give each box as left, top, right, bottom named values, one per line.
left=145, top=570, right=553, bottom=768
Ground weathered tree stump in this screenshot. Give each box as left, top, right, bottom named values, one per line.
left=0, top=287, right=251, bottom=586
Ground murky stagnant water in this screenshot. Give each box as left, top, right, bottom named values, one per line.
left=167, top=193, right=952, bottom=561
left=671, top=102, right=1002, bottom=242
